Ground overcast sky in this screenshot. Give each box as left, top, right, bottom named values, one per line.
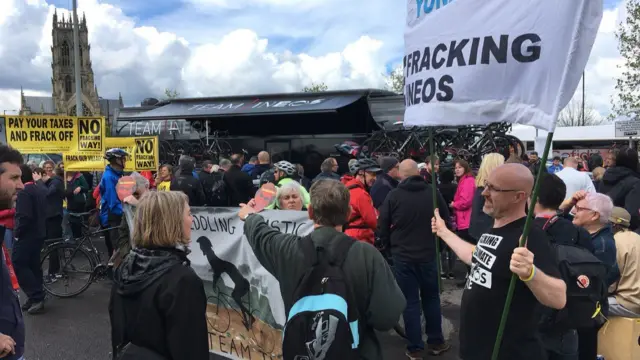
left=0, top=0, right=628, bottom=120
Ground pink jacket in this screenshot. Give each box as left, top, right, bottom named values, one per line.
left=452, top=174, right=475, bottom=230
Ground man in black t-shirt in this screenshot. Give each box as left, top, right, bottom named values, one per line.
left=432, top=163, right=566, bottom=360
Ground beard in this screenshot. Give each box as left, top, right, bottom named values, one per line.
left=0, top=187, right=14, bottom=210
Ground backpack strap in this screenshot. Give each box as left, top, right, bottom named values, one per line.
left=541, top=215, right=559, bottom=231
left=300, top=234, right=318, bottom=265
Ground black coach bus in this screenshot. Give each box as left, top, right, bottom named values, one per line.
left=111, top=89, right=403, bottom=178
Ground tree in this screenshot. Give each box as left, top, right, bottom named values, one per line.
left=385, top=67, right=404, bottom=94
left=301, top=82, right=328, bottom=92
left=557, top=99, right=603, bottom=127
left=164, top=88, right=180, bottom=100
left=612, top=0, right=640, bottom=118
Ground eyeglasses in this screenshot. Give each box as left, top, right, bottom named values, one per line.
left=484, top=181, right=519, bottom=193
left=574, top=206, right=595, bottom=213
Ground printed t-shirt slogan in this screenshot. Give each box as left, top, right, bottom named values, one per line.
left=4, top=116, right=105, bottom=153
left=403, top=0, right=603, bottom=132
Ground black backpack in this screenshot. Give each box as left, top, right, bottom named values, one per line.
left=208, top=174, right=229, bottom=206
left=542, top=216, right=608, bottom=330
left=283, top=234, right=360, bottom=360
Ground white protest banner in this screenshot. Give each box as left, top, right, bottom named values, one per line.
left=125, top=206, right=313, bottom=360
left=403, top=0, right=602, bottom=131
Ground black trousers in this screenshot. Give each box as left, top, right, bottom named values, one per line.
left=104, top=214, right=122, bottom=257
left=12, top=238, right=45, bottom=302
left=46, top=215, right=63, bottom=275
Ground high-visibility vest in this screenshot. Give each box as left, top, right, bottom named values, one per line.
left=2, top=244, right=19, bottom=291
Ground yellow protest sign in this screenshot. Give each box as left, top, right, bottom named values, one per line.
left=133, top=137, right=159, bottom=171
left=63, top=136, right=159, bottom=172
left=4, top=116, right=105, bottom=153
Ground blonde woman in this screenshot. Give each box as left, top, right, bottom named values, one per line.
left=468, top=153, right=505, bottom=242
left=109, top=191, right=208, bottom=360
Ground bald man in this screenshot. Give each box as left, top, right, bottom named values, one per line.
left=377, top=159, right=452, bottom=357
left=432, top=163, right=566, bottom=360
left=252, top=151, right=272, bottom=180
left=556, top=156, right=596, bottom=201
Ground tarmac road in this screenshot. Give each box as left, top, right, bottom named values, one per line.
left=22, top=261, right=463, bottom=360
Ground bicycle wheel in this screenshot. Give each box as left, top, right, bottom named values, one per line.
left=159, top=141, right=174, bottom=165
left=206, top=295, right=231, bottom=334
left=504, top=134, right=526, bottom=158
left=249, top=309, right=276, bottom=355
left=41, top=243, right=96, bottom=298
left=214, top=140, right=233, bottom=159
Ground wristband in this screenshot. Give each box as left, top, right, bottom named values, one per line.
left=520, top=265, right=536, bottom=282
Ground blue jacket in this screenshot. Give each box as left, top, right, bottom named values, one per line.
left=591, top=225, right=620, bottom=287
left=0, top=227, right=25, bottom=360
left=548, top=164, right=563, bottom=174
left=99, top=165, right=123, bottom=226
left=241, top=163, right=256, bottom=177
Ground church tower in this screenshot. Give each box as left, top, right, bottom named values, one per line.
left=51, top=10, right=101, bottom=116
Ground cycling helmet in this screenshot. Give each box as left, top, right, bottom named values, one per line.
left=350, top=158, right=382, bottom=175
left=104, top=148, right=129, bottom=161
left=334, top=141, right=361, bottom=157
left=274, top=161, right=297, bottom=176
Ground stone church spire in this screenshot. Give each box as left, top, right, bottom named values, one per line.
left=51, top=11, right=100, bottom=116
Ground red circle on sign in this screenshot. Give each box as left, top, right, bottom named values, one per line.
left=116, top=176, right=136, bottom=201
left=577, top=275, right=590, bottom=289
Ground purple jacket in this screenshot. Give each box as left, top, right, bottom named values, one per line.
left=452, top=174, right=476, bottom=230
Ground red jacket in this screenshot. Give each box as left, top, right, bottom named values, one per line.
left=0, top=209, right=15, bottom=230
left=340, top=174, right=354, bottom=185
left=452, top=174, right=475, bottom=230
left=343, top=179, right=378, bottom=244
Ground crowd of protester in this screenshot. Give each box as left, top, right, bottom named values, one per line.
left=0, top=142, right=639, bottom=360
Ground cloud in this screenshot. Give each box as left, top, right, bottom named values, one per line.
left=0, top=0, right=390, bottom=112
left=0, top=0, right=629, bottom=124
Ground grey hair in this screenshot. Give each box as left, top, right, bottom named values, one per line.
left=219, top=158, right=231, bottom=168
left=320, top=158, right=336, bottom=173
left=585, top=193, right=614, bottom=225
left=130, top=172, right=150, bottom=191
left=277, top=180, right=302, bottom=204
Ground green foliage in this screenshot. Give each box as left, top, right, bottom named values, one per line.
left=301, top=82, right=328, bottom=92
left=164, top=88, right=180, bottom=100
left=612, top=0, right=640, bottom=118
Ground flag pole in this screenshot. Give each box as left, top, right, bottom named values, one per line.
left=429, top=128, right=442, bottom=294
left=490, top=132, right=555, bottom=360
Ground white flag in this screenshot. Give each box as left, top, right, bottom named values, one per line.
left=403, top=0, right=603, bottom=131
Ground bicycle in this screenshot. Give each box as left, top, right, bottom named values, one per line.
left=206, top=285, right=276, bottom=355
left=41, top=210, right=117, bottom=298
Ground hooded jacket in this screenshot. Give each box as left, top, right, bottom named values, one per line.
left=170, top=159, right=205, bottom=206
left=109, top=247, right=208, bottom=360
left=343, top=178, right=378, bottom=245
left=100, top=165, right=124, bottom=226
left=377, top=175, right=449, bottom=262
left=369, top=173, right=399, bottom=209
left=598, top=166, right=640, bottom=230
left=452, top=173, right=475, bottom=230
left=243, top=215, right=406, bottom=360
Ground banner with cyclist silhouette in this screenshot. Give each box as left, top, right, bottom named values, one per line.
left=403, top=0, right=602, bottom=132
left=124, top=206, right=313, bottom=360
left=63, top=136, right=159, bottom=172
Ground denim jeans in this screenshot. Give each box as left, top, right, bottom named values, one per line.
left=393, top=257, right=444, bottom=352
left=540, top=329, right=578, bottom=360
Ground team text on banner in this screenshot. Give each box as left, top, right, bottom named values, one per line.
left=4, top=116, right=105, bottom=153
